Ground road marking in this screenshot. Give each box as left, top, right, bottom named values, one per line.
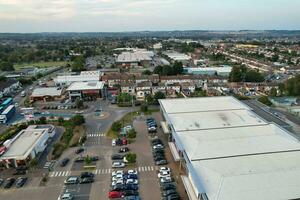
left=151, top=166, right=154, bottom=171
left=108, top=169, right=111, bottom=173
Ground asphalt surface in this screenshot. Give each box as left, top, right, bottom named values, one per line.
left=242, top=100, right=291, bottom=128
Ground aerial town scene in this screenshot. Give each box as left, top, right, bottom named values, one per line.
left=0, top=1, right=300, bottom=200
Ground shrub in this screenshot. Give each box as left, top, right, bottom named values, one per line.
left=52, top=143, right=66, bottom=159
left=127, top=129, right=137, bottom=139
left=70, top=114, right=85, bottom=125
left=258, top=96, right=272, bottom=106
left=85, top=155, right=92, bottom=165
left=111, top=121, right=122, bottom=132
left=125, top=153, right=137, bottom=164
left=58, top=117, right=65, bottom=125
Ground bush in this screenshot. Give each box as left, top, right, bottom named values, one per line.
left=58, top=117, right=65, bottom=125
left=52, top=143, right=66, bottom=159
left=127, top=129, right=137, bottom=139
left=125, top=153, right=137, bottom=164
left=70, top=115, right=85, bottom=125
left=140, top=104, right=148, bottom=112
left=85, top=155, right=92, bottom=165
left=111, top=121, right=122, bottom=132
left=258, top=96, right=272, bottom=106
left=38, top=116, right=47, bottom=124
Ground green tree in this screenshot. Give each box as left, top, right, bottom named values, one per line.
left=84, top=155, right=92, bottom=165
left=140, top=104, right=148, bottom=112
left=245, top=70, right=264, bottom=82
left=229, top=66, right=243, bottom=82
left=146, top=95, right=154, bottom=104
left=125, top=153, right=137, bottom=163
left=154, top=91, right=166, bottom=105
left=0, top=61, right=14, bottom=71
left=142, top=70, right=152, bottom=75
left=71, top=115, right=85, bottom=125
left=172, top=61, right=184, bottom=75
left=75, top=98, right=84, bottom=109
left=111, top=121, right=122, bottom=132
left=269, top=87, right=278, bottom=97
left=58, top=117, right=65, bottom=125
left=39, top=116, right=47, bottom=124
left=258, top=96, right=272, bottom=106
left=72, top=56, right=85, bottom=72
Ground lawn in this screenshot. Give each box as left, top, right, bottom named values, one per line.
left=14, top=61, right=70, bottom=70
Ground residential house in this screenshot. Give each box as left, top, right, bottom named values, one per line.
left=152, top=83, right=166, bottom=95
left=166, top=83, right=181, bottom=97
left=181, top=82, right=196, bottom=96
left=136, top=81, right=152, bottom=101
left=120, top=82, right=136, bottom=95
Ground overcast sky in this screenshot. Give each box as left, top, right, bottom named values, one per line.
left=0, top=0, right=299, bottom=33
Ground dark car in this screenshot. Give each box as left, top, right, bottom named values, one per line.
left=153, top=148, right=165, bottom=154
left=60, top=158, right=70, bottom=167
left=124, top=190, right=139, bottom=196
left=13, top=170, right=26, bottom=175
left=124, top=196, right=141, bottom=200
left=16, top=166, right=28, bottom=171
left=74, top=157, right=85, bottom=162
left=115, top=138, right=122, bottom=146
left=3, top=178, right=15, bottom=189
left=15, top=177, right=27, bottom=188
left=75, top=148, right=84, bottom=154
left=154, top=156, right=166, bottom=162
left=90, top=156, right=99, bottom=161
left=80, top=172, right=94, bottom=179
left=111, top=184, right=125, bottom=191
left=0, top=178, right=4, bottom=186
left=165, top=193, right=180, bottom=200
left=162, top=189, right=178, bottom=197
left=155, top=159, right=168, bottom=165
left=161, top=184, right=176, bottom=191
left=79, top=177, right=94, bottom=184
left=119, top=147, right=130, bottom=153
left=124, top=184, right=138, bottom=191
left=111, top=154, right=124, bottom=160
left=126, top=174, right=138, bottom=180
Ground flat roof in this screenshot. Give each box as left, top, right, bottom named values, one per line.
left=159, top=96, right=250, bottom=114
left=160, top=96, right=300, bottom=200
left=193, top=151, right=300, bottom=200
left=168, top=109, right=267, bottom=132
left=116, top=51, right=153, bottom=63
left=31, top=87, right=63, bottom=97
left=0, top=125, right=52, bottom=160
left=67, top=81, right=104, bottom=91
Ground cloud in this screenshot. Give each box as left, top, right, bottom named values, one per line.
left=0, top=0, right=75, bottom=20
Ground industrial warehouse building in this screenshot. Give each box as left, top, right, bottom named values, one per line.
left=53, top=70, right=102, bottom=86
left=30, top=87, right=63, bottom=101
left=159, top=96, right=300, bottom=200
left=0, top=125, right=55, bottom=168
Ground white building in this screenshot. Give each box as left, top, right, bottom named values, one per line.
left=54, top=71, right=102, bottom=86
left=164, top=51, right=191, bottom=62
left=186, top=67, right=232, bottom=77
left=66, top=81, right=105, bottom=101
left=0, top=125, right=55, bottom=168
left=116, top=51, right=154, bottom=68
left=159, top=96, right=300, bottom=200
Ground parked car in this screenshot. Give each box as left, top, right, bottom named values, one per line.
left=119, top=147, right=130, bottom=153
left=108, top=191, right=124, bottom=198
left=15, top=177, right=27, bottom=188
left=13, top=170, right=26, bottom=175
left=0, top=178, right=4, bottom=187
left=160, top=184, right=176, bottom=191
left=111, top=154, right=124, bottom=160
left=112, top=161, right=125, bottom=168
left=124, top=196, right=141, bottom=200
left=126, top=179, right=138, bottom=185
left=163, top=193, right=180, bottom=200
left=112, top=170, right=124, bottom=177
left=122, top=138, right=128, bottom=145
left=111, top=184, right=124, bottom=191
left=59, top=193, right=74, bottom=200
left=64, top=176, right=79, bottom=185
left=74, top=157, right=85, bottom=162
left=75, top=148, right=84, bottom=154
left=153, top=144, right=164, bottom=149
left=90, top=156, right=99, bottom=161
left=124, top=184, right=138, bottom=191
left=127, top=170, right=138, bottom=175
left=3, top=178, right=15, bottom=188
left=160, top=177, right=172, bottom=183
left=156, top=160, right=168, bottom=165
left=158, top=171, right=171, bottom=178
left=79, top=177, right=94, bottom=184
left=112, top=174, right=124, bottom=182
left=162, top=190, right=178, bottom=197
left=60, top=158, right=70, bottom=167
left=124, top=190, right=139, bottom=196
left=159, top=167, right=171, bottom=173
left=80, top=172, right=94, bottom=179
left=112, top=139, right=116, bottom=146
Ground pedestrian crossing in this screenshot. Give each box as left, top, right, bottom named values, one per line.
left=87, top=133, right=105, bottom=137
left=49, top=166, right=158, bottom=178
left=49, top=171, right=71, bottom=177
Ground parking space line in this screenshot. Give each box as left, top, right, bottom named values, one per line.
left=108, top=169, right=111, bottom=173
left=151, top=166, right=154, bottom=171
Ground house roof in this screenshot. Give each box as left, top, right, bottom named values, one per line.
left=66, top=81, right=104, bottom=91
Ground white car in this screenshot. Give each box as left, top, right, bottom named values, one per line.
left=112, top=161, right=125, bottom=168
left=64, top=176, right=79, bottom=185
left=126, top=179, right=138, bottom=185
left=160, top=176, right=172, bottom=183
left=159, top=167, right=171, bottom=173
left=158, top=171, right=171, bottom=178
left=127, top=170, right=138, bottom=175
left=112, top=174, right=123, bottom=182
left=59, top=193, right=74, bottom=200
left=112, top=170, right=124, bottom=177
left=112, top=139, right=116, bottom=146
left=153, top=144, right=164, bottom=149
left=111, top=179, right=124, bottom=187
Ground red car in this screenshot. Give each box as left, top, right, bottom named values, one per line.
left=122, top=139, right=127, bottom=145
left=108, top=191, right=124, bottom=198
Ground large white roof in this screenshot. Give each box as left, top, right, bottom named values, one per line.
left=160, top=96, right=300, bottom=200
left=67, top=81, right=104, bottom=91
left=31, top=87, right=62, bottom=97
left=0, top=125, right=51, bottom=160
left=160, top=96, right=249, bottom=114
left=193, top=151, right=300, bottom=200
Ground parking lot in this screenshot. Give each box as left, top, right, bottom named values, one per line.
left=0, top=107, right=188, bottom=200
